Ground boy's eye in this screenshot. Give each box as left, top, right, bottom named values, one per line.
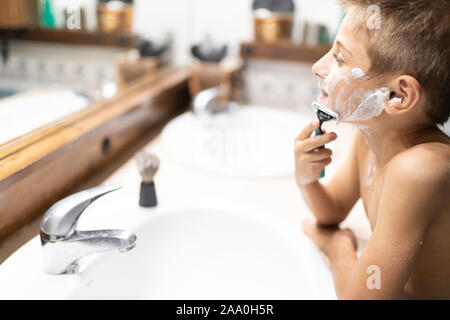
left=333, top=52, right=345, bottom=65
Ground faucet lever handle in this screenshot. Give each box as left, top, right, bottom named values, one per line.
left=40, top=184, right=122, bottom=239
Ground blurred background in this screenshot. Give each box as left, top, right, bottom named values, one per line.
left=0, top=0, right=345, bottom=146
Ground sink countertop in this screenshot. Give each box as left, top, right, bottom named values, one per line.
left=96, top=118, right=371, bottom=248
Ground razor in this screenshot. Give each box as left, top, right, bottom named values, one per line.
left=311, top=102, right=339, bottom=179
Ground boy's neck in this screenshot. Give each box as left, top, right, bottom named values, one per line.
left=356, top=122, right=437, bottom=166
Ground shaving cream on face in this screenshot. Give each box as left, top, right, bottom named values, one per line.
left=351, top=68, right=366, bottom=80
left=344, top=87, right=389, bottom=121
left=320, top=72, right=389, bottom=122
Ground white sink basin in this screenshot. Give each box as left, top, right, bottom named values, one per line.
left=161, top=107, right=311, bottom=177
left=0, top=206, right=335, bottom=299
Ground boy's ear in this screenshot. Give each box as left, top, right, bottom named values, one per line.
left=385, top=75, right=421, bottom=115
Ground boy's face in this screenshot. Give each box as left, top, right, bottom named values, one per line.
left=312, top=8, right=389, bottom=123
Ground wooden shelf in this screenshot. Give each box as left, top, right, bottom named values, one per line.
left=0, top=68, right=190, bottom=243
left=240, top=41, right=331, bottom=64
left=0, top=28, right=138, bottom=48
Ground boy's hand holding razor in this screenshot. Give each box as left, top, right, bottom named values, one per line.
left=294, top=121, right=337, bottom=187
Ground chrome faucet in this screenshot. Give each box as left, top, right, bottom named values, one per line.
left=40, top=184, right=137, bottom=274
left=192, top=86, right=240, bottom=116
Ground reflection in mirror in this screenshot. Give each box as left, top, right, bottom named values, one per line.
left=0, top=0, right=170, bottom=149
left=0, top=87, right=89, bottom=147
left=0, top=0, right=347, bottom=149
left=0, top=39, right=129, bottom=148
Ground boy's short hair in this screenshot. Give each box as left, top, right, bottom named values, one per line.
left=339, top=0, right=450, bottom=125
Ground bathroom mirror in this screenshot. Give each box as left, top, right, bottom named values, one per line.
left=0, top=0, right=343, bottom=152
left=0, top=39, right=135, bottom=151
left=0, top=0, right=167, bottom=152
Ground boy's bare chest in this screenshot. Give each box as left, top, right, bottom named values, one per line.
left=359, top=154, right=386, bottom=229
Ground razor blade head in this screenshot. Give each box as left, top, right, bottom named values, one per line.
left=312, top=102, right=339, bottom=123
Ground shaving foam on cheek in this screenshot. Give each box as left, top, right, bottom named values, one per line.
left=351, top=68, right=366, bottom=80
left=321, top=71, right=389, bottom=122
left=344, top=87, right=389, bottom=121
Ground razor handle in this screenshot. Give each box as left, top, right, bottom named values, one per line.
left=315, top=128, right=325, bottom=179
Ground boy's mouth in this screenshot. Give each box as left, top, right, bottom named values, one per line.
left=317, top=86, right=329, bottom=105
left=317, top=79, right=330, bottom=103
left=319, top=89, right=329, bottom=99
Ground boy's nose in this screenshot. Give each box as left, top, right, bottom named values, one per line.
left=312, top=54, right=330, bottom=79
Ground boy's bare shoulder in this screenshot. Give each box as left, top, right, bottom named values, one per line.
left=390, top=130, right=449, bottom=179
left=389, top=140, right=448, bottom=182
left=386, top=137, right=449, bottom=214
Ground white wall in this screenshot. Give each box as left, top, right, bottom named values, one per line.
left=133, top=0, right=343, bottom=65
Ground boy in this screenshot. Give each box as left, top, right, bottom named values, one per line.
left=296, top=0, right=449, bottom=299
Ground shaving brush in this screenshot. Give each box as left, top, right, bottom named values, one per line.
left=136, top=152, right=159, bottom=207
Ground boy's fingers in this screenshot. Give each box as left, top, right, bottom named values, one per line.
left=303, top=132, right=337, bottom=151
left=312, top=158, right=332, bottom=170
left=296, top=121, right=320, bottom=141
left=303, top=148, right=333, bottom=162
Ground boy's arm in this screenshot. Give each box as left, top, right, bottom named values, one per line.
left=308, top=151, right=448, bottom=299
left=296, top=124, right=360, bottom=226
